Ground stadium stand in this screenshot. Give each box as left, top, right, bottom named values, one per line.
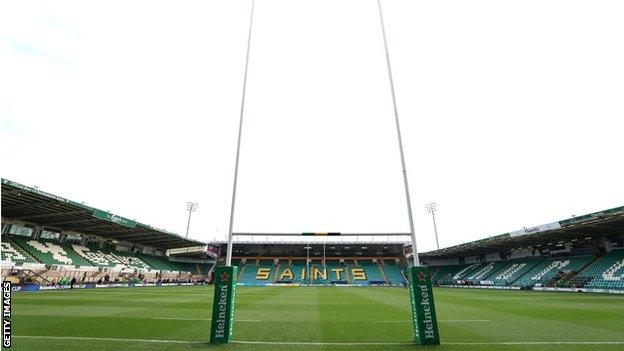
left=1, top=239, right=38, bottom=264
left=513, top=255, right=594, bottom=287
left=3, top=177, right=623, bottom=294
left=579, top=249, right=624, bottom=290
left=11, top=236, right=76, bottom=266
left=2, top=178, right=215, bottom=286
left=489, top=258, right=541, bottom=286
left=381, top=260, right=406, bottom=285
left=358, top=260, right=385, bottom=284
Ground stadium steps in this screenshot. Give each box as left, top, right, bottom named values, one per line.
left=237, top=265, right=246, bottom=280
left=554, top=255, right=599, bottom=287
left=378, top=262, right=390, bottom=284
left=382, top=260, right=406, bottom=285
left=272, top=264, right=281, bottom=283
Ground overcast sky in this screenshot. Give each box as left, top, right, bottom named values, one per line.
left=1, top=0, right=623, bottom=252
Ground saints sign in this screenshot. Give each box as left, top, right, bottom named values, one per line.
left=210, top=266, right=238, bottom=344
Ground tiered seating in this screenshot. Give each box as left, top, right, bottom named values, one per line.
left=290, top=260, right=308, bottom=283
left=488, top=259, right=542, bottom=286
left=326, top=261, right=348, bottom=283
left=465, top=261, right=508, bottom=284
left=451, top=263, right=482, bottom=280
left=582, top=250, right=624, bottom=290
left=514, top=256, right=594, bottom=287
left=137, top=254, right=175, bottom=271
left=71, top=244, right=126, bottom=269
left=11, top=236, right=88, bottom=266
left=164, top=260, right=198, bottom=273
left=238, top=262, right=275, bottom=284
left=358, top=260, right=385, bottom=283
left=230, top=258, right=414, bottom=286
left=1, top=240, right=37, bottom=264
left=382, top=260, right=405, bottom=284
left=430, top=265, right=461, bottom=284
left=310, top=262, right=328, bottom=284
left=114, top=251, right=151, bottom=270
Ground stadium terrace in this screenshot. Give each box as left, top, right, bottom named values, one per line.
left=2, top=178, right=624, bottom=294
left=1, top=178, right=214, bottom=288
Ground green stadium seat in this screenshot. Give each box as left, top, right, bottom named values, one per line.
left=1, top=240, right=37, bottom=264
left=381, top=260, right=406, bottom=285
left=581, top=249, right=624, bottom=290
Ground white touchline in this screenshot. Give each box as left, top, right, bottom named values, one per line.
left=440, top=319, right=491, bottom=322
left=377, top=319, right=490, bottom=323
left=13, top=336, right=202, bottom=344
left=13, top=336, right=624, bottom=346
left=152, top=317, right=262, bottom=322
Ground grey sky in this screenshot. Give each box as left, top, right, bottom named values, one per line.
left=1, top=0, right=623, bottom=252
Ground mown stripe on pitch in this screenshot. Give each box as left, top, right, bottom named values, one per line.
left=13, top=336, right=624, bottom=346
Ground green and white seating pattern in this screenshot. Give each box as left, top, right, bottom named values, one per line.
left=430, top=265, right=461, bottom=284
left=30, top=241, right=73, bottom=265
left=492, top=259, right=542, bottom=286
left=533, top=260, right=569, bottom=279
left=602, top=259, right=624, bottom=281
left=583, top=250, right=624, bottom=289
left=513, top=256, right=593, bottom=287
left=71, top=244, right=126, bottom=269
left=452, top=263, right=481, bottom=280
left=114, top=252, right=151, bottom=270
left=465, top=261, right=508, bottom=283
left=494, top=262, right=527, bottom=281
left=1, top=242, right=36, bottom=264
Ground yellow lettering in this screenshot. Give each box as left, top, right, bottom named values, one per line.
left=256, top=268, right=271, bottom=280
left=351, top=268, right=367, bottom=280
left=280, top=268, right=294, bottom=280
left=332, top=268, right=344, bottom=280
left=313, top=267, right=327, bottom=280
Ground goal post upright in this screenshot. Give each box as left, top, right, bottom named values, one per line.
left=376, top=0, right=440, bottom=344
left=210, top=0, right=255, bottom=345
left=212, top=0, right=440, bottom=346
left=225, top=0, right=256, bottom=268
left=376, top=0, right=419, bottom=267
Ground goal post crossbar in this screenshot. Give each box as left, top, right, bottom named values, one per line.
left=232, top=232, right=411, bottom=236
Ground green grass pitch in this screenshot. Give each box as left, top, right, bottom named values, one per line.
left=10, top=286, right=624, bottom=350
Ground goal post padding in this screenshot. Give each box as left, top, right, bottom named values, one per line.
left=407, top=266, right=441, bottom=345
left=210, top=266, right=238, bottom=344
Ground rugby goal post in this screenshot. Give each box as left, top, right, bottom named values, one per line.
left=210, top=0, right=440, bottom=345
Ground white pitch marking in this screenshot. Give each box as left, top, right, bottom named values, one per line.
left=13, top=336, right=624, bottom=346
left=377, top=319, right=490, bottom=323
left=13, top=335, right=202, bottom=344
left=152, top=317, right=262, bottom=322
left=441, top=319, right=491, bottom=323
